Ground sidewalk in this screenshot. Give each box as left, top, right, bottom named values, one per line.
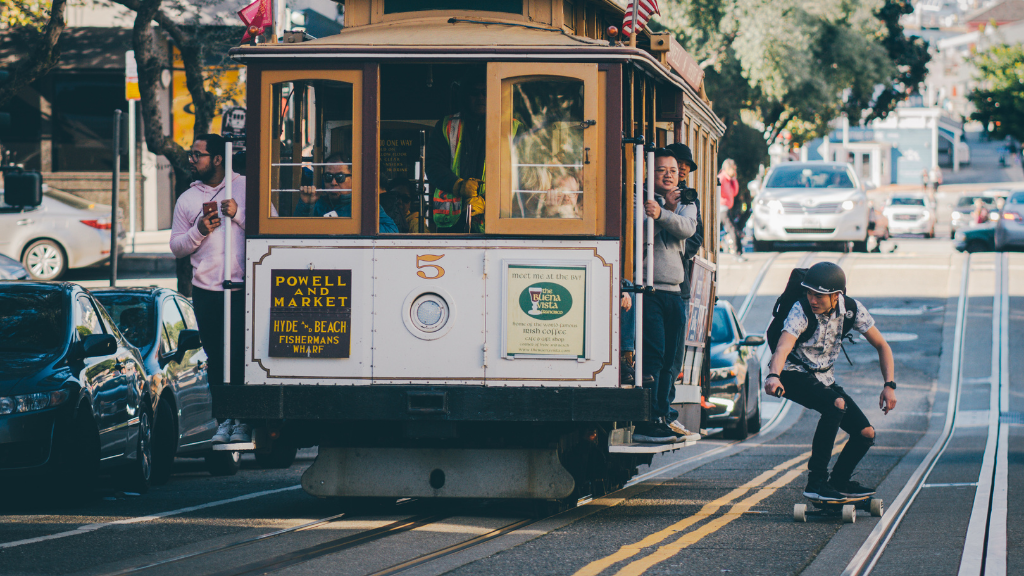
left=120, top=230, right=175, bottom=274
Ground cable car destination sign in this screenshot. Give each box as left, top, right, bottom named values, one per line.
left=269, top=270, right=352, bottom=358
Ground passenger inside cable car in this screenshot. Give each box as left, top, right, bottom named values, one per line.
left=426, top=69, right=488, bottom=233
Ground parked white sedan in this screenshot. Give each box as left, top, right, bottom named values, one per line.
left=751, top=162, right=871, bottom=251
left=0, top=185, right=124, bottom=280
left=883, top=193, right=936, bottom=238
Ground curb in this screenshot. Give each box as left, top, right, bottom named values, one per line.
left=119, top=253, right=176, bottom=274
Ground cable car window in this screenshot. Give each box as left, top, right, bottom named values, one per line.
left=506, top=79, right=585, bottom=220
left=270, top=79, right=354, bottom=219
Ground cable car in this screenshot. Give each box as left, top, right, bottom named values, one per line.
left=216, top=0, right=726, bottom=507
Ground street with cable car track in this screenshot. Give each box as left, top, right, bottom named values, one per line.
left=3, top=231, right=1023, bottom=576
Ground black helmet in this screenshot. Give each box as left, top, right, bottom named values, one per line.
left=665, top=143, right=698, bottom=172
left=801, top=262, right=846, bottom=294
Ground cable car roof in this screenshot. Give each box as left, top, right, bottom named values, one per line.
left=230, top=19, right=725, bottom=135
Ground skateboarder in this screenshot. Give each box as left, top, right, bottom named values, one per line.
left=764, top=262, right=897, bottom=501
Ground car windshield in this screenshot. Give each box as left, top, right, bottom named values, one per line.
left=0, top=288, right=67, bottom=359
left=956, top=196, right=993, bottom=208
left=765, top=166, right=854, bottom=189
left=709, top=307, right=733, bottom=343
left=890, top=197, right=926, bottom=206
left=1010, top=192, right=1024, bottom=204
left=93, top=293, right=155, bottom=349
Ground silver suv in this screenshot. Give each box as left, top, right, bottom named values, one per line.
left=751, top=162, right=870, bottom=251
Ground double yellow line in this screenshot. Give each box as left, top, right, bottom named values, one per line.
left=574, top=440, right=848, bottom=576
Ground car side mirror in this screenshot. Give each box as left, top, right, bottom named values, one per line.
left=80, top=334, right=117, bottom=358
left=740, top=335, right=765, bottom=347
left=178, top=329, right=202, bottom=351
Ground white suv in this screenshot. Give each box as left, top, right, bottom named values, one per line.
left=751, top=162, right=870, bottom=252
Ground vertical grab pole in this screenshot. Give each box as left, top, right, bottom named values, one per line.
left=223, top=141, right=233, bottom=386
left=633, top=143, right=644, bottom=387
left=646, top=150, right=655, bottom=297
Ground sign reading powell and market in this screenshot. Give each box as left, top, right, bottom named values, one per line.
left=269, top=270, right=352, bottom=358
left=504, top=263, right=588, bottom=359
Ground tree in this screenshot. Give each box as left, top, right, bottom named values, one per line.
left=655, top=0, right=930, bottom=180
left=0, top=0, right=68, bottom=109
left=969, top=44, right=1024, bottom=143
left=108, top=0, right=241, bottom=293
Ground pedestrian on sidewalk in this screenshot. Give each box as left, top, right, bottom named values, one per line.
left=764, top=262, right=897, bottom=501
left=717, top=159, right=741, bottom=255
left=169, top=133, right=250, bottom=444
left=929, top=165, right=942, bottom=196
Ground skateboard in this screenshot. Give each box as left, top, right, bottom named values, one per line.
left=793, top=495, right=883, bottom=523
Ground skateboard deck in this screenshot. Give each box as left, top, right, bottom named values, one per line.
left=794, top=495, right=883, bottom=523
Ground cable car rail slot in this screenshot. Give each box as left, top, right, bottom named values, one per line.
left=841, top=254, right=973, bottom=576
left=206, top=514, right=450, bottom=576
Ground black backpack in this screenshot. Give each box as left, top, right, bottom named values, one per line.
left=766, top=268, right=858, bottom=369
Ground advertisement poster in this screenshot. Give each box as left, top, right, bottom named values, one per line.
left=268, top=269, right=352, bottom=358
left=684, top=257, right=715, bottom=348
left=504, top=263, right=588, bottom=359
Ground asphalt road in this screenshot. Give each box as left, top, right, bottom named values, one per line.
left=2, top=221, right=1022, bottom=575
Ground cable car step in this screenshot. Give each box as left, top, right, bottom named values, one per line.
left=212, top=442, right=256, bottom=451
left=608, top=441, right=696, bottom=454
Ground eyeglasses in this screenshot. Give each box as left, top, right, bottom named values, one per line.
left=323, top=172, right=351, bottom=184
left=187, top=151, right=211, bottom=163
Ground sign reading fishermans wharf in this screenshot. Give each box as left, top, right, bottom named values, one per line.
left=269, top=270, right=351, bottom=358
left=504, top=263, right=588, bottom=359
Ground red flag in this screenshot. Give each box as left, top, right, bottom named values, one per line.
left=621, top=0, right=660, bottom=36
left=238, top=0, right=273, bottom=43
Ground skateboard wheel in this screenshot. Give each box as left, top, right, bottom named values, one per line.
left=794, top=503, right=807, bottom=522
left=870, top=498, right=883, bottom=517
left=842, top=504, right=856, bottom=523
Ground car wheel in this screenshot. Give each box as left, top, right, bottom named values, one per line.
left=925, top=229, right=935, bottom=239
left=748, top=387, right=762, bottom=434
left=966, top=239, right=989, bottom=253
left=120, top=405, right=153, bottom=493
left=852, top=239, right=869, bottom=253
left=150, top=400, right=177, bottom=486
left=255, top=441, right=298, bottom=469
left=752, top=239, right=772, bottom=252
left=723, top=387, right=749, bottom=440
left=206, top=450, right=241, bottom=476
left=22, top=239, right=67, bottom=281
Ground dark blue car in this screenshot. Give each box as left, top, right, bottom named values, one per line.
left=0, top=282, right=157, bottom=496
left=705, top=301, right=765, bottom=439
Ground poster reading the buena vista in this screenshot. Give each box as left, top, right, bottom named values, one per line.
left=504, top=263, right=588, bottom=359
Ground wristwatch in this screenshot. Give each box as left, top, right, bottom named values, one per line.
left=767, top=373, right=782, bottom=381
left=884, top=381, right=897, bottom=390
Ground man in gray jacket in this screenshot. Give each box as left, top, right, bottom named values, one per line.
left=634, top=149, right=699, bottom=444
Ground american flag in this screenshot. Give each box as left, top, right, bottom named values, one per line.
left=621, top=0, right=660, bottom=36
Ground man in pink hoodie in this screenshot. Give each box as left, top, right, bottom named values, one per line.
left=169, top=134, right=249, bottom=443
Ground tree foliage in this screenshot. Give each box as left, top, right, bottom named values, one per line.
left=0, top=0, right=68, bottom=109
left=968, top=44, right=1024, bottom=142
left=655, top=0, right=930, bottom=178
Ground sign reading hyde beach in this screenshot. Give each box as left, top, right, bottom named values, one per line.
left=505, top=264, right=587, bottom=359
left=269, top=270, right=352, bottom=358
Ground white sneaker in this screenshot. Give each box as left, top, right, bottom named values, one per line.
left=666, top=419, right=701, bottom=441
left=212, top=419, right=233, bottom=443
left=229, top=422, right=252, bottom=443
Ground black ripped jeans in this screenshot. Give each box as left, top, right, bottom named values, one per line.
left=780, top=370, right=873, bottom=482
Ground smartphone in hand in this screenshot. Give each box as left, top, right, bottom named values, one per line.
left=203, top=201, right=218, bottom=218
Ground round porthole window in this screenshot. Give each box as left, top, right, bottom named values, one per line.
left=410, top=293, right=449, bottom=333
